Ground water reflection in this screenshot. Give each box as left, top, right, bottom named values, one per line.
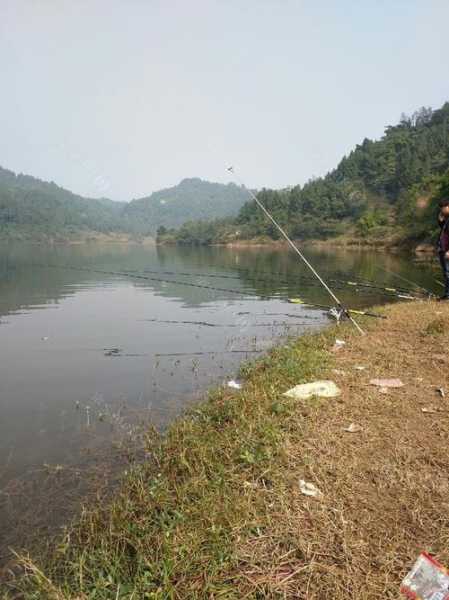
left=0, top=242, right=440, bottom=561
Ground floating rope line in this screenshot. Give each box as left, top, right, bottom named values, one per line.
left=227, top=166, right=366, bottom=334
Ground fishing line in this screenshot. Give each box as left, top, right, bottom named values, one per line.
left=32, top=263, right=281, bottom=300
left=375, top=266, right=433, bottom=297
left=174, top=235, right=432, bottom=297
left=202, top=262, right=427, bottom=297
left=139, top=266, right=424, bottom=299
left=155, top=350, right=260, bottom=357
left=30, top=263, right=387, bottom=319
left=140, top=318, right=314, bottom=327
left=287, top=298, right=386, bottom=319
left=227, top=167, right=366, bottom=334
left=237, top=311, right=321, bottom=320
left=29, top=262, right=327, bottom=304
left=135, top=266, right=423, bottom=298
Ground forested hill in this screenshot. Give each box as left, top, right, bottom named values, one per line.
left=123, top=178, right=249, bottom=233
left=0, top=166, right=129, bottom=239
left=2, top=102, right=448, bottom=245
left=160, top=102, right=449, bottom=246
left=0, top=169, right=248, bottom=240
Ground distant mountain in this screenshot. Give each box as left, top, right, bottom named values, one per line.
left=123, top=178, right=250, bottom=233
left=0, top=169, right=248, bottom=240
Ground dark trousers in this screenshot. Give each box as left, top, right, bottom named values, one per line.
left=439, top=251, right=449, bottom=297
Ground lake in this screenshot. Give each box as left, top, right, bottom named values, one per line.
left=0, top=242, right=439, bottom=558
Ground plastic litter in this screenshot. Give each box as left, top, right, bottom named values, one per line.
left=343, top=423, right=362, bottom=433
left=227, top=379, right=242, bottom=390
left=370, top=378, right=404, bottom=388
left=354, top=365, right=366, bottom=371
left=328, top=308, right=344, bottom=322
left=401, top=552, right=449, bottom=599
left=437, top=387, right=446, bottom=398
left=432, top=354, right=447, bottom=364
left=422, top=407, right=438, bottom=414
left=104, top=347, right=122, bottom=357
left=284, top=381, right=341, bottom=400
left=299, top=479, right=322, bottom=498
left=332, top=339, right=346, bottom=351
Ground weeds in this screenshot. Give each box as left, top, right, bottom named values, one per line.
left=10, top=302, right=449, bottom=599
left=6, top=326, right=333, bottom=599
left=424, top=315, right=449, bottom=335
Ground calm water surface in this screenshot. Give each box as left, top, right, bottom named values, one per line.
left=0, top=242, right=440, bottom=555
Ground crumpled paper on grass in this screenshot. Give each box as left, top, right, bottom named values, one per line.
left=284, top=380, right=341, bottom=400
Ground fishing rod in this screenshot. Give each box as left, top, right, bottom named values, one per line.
left=139, top=266, right=424, bottom=299
left=341, top=278, right=424, bottom=298
left=133, top=267, right=396, bottom=313
left=227, top=166, right=366, bottom=334
left=140, top=318, right=316, bottom=327
left=375, top=266, right=433, bottom=297
left=135, top=267, right=425, bottom=299
left=30, top=263, right=284, bottom=300
left=32, top=262, right=386, bottom=320
left=155, top=350, right=260, bottom=357
left=189, top=262, right=425, bottom=296
left=287, top=297, right=386, bottom=319
left=283, top=269, right=424, bottom=297
left=166, top=248, right=434, bottom=298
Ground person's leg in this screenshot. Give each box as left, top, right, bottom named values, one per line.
left=439, top=252, right=449, bottom=298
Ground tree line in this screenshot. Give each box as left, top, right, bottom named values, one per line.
left=159, top=102, right=449, bottom=246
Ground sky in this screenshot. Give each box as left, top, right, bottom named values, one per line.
left=0, top=1, right=448, bottom=202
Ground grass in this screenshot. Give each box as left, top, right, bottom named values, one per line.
left=5, top=300, right=449, bottom=598
left=424, top=315, right=449, bottom=335
left=6, top=320, right=334, bottom=599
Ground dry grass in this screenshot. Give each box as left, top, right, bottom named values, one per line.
left=234, top=300, right=449, bottom=598
left=6, top=301, right=449, bottom=599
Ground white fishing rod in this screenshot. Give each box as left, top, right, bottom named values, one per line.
left=227, top=166, right=365, bottom=335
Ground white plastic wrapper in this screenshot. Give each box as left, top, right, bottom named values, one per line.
left=401, top=553, right=449, bottom=600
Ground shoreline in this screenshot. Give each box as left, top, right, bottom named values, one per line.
left=157, top=236, right=435, bottom=255
left=7, top=300, right=449, bottom=598
left=1, top=230, right=434, bottom=255
left=0, top=231, right=155, bottom=246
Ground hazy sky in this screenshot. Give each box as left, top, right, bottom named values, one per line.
left=1, top=1, right=448, bottom=201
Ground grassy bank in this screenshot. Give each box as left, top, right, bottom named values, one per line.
left=6, top=301, right=449, bottom=598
